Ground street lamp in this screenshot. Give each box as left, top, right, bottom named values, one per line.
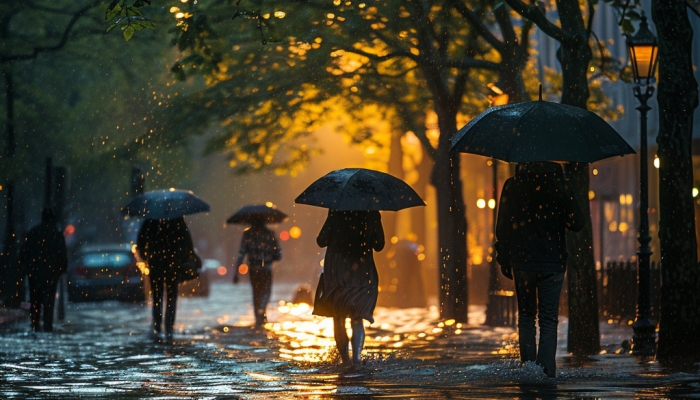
left=485, top=83, right=508, bottom=326
left=626, top=12, right=659, bottom=356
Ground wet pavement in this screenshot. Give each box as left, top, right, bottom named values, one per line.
left=1, top=281, right=700, bottom=399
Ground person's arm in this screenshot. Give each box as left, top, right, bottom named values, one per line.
left=495, top=179, right=513, bottom=279
left=316, top=210, right=335, bottom=248
left=232, top=232, right=248, bottom=284
left=136, top=219, right=152, bottom=260
left=564, top=182, right=586, bottom=232
left=271, top=232, right=282, bottom=261
left=370, top=211, right=385, bottom=252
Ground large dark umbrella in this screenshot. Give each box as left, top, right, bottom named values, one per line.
left=295, top=168, right=425, bottom=211
left=450, top=95, right=635, bottom=163
left=123, top=189, right=210, bottom=220
left=226, top=204, right=288, bottom=224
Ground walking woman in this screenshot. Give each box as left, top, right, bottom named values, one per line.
left=313, top=209, right=385, bottom=365
left=232, top=219, right=282, bottom=328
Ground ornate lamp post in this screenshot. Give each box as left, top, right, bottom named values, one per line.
left=485, top=83, right=508, bottom=326
left=626, top=12, right=659, bottom=356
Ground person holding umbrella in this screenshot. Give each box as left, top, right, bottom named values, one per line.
left=495, top=162, right=585, bottom=378
left=314, top=209, right=385, bottom=365
left=228, top=205, right=285, bottom=328
left=295, top=168, right=424, bottom=365
left=127, top=189, right=210, bottom=339
left=137, top=217, right=196, bottom=339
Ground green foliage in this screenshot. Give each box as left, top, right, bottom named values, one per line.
left=105, top=0, right=156, bottom=41
left=1, top=0, right=200, bottom=242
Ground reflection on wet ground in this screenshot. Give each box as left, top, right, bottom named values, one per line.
left=1, top=282, right=699, bottom=399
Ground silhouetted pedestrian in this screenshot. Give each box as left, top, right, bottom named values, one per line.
left=21, top=208, right=67, bottom=332
left=495, top=162, right=585, bottom=378
left=313, top=209, right=385, bottom=365
left=137, top=216, right=194, bottom=338
left=232, top=220, right=281, bottom=328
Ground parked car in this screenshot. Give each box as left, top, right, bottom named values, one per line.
left=201, top=259, right=230, bottom=281
left=67, top=243, right=146, bottom=303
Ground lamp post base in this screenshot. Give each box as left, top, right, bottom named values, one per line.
left=632, top=317, right=657, bottom=356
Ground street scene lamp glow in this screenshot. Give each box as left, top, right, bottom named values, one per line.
left=487, top=83, right=510, bottom=106
left=626, top=10, right=658, bottom=357
left=627, top=13, right=659, bottom=85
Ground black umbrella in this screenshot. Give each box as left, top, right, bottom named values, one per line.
left=450, top=95, right=635, bottom=163
left=123, top=189, right=210, bottom=220
left=295, top=168, right=425, bottom=211
left=226, top=204, right=288, bottom=224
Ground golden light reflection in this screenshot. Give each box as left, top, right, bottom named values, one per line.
left=262, top=301, right=500, bottom=365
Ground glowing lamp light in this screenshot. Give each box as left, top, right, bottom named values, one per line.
left=217, top=266, right=227, bottom=276
left=488, top=83, right=509, bottom=106
left=280, top=230, right=290, bottom=241
left=63, top=224, right=76, bottom=236
left=238, top=264, right=249, bottom=275
left=476, top=199, right=486, bottom=209
left=487, top=199, right=496, bottom=209
left=627, top=14, right=659, bottom=86
left=289, top=226, right=302, bottom=239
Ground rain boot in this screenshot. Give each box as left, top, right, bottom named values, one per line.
left=350, top=318, right=365, bottom=365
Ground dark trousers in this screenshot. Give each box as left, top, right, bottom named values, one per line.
left=249, top=267, right=272, bottom=327
left=514, top=270, right=564, bottom=377
left=150, top=272, right=179, bottom=335
left=28, top=279, right=59, bottom=332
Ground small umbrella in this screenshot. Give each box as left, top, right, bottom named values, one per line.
left=295, top=168, right=425, bottom=211
left=450, top=93, right=635, bottom=163
left=226, top=204, right=288, bottom=224
left=123, top=189, right=210, bottom=220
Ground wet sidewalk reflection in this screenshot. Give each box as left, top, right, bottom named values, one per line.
left=1, top=282, right=699, bottom=398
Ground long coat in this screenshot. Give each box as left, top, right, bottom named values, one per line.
left=313, top=210, right=385, bottom=323
left=137, top=217, right=194, bottom=280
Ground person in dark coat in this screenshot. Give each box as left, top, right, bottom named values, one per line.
left=495, top=161, right=585, bottom=378
left=232, top=219, right=281, bottom=328
left=137, top=217, right=194, bottom=338
left=313, top=209, right=385, bottom=365
left=21, top=208, right=67, bottom=332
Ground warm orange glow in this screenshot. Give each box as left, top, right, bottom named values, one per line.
left=217, top=266, right=227, bottom=276
left=280, top=230, right=290, bottom=241
left=63, top=224, right=76, bottom=236
left=289, top=226, right=302, bottom=239
left=238, top=264, right=249, bottom=275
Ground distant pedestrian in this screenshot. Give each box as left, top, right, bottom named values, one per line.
left=232, top=219, right=281, bottom=328
left=313, top=210, right=385, bottom=366
left=137, top=216, right=195, bottom=338
left=21, top=208, right=67, bottom=332
left=495, top=162, right=585, bottom=378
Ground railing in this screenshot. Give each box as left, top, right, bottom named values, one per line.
left=486, top=290, right=518, bottom=327
left=598, top=259, right=661, bottom=324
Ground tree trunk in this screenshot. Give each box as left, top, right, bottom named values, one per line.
left=432, top=148, right=469, bottom=322
left=556, top=1, right=601, bottom=355
left=565, top=163, right=601, bottom=355
left=652, top=0, right=700, bottom=364
left=1, top=67, right=21, bottom=307
left=383, top=129, right=405, bottom=242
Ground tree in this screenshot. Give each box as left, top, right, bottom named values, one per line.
left=153, top=0, right=546, bottom=321
left=1, top=0, right=197, bottom=291
left=651, top=0, right=700, bottom=364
